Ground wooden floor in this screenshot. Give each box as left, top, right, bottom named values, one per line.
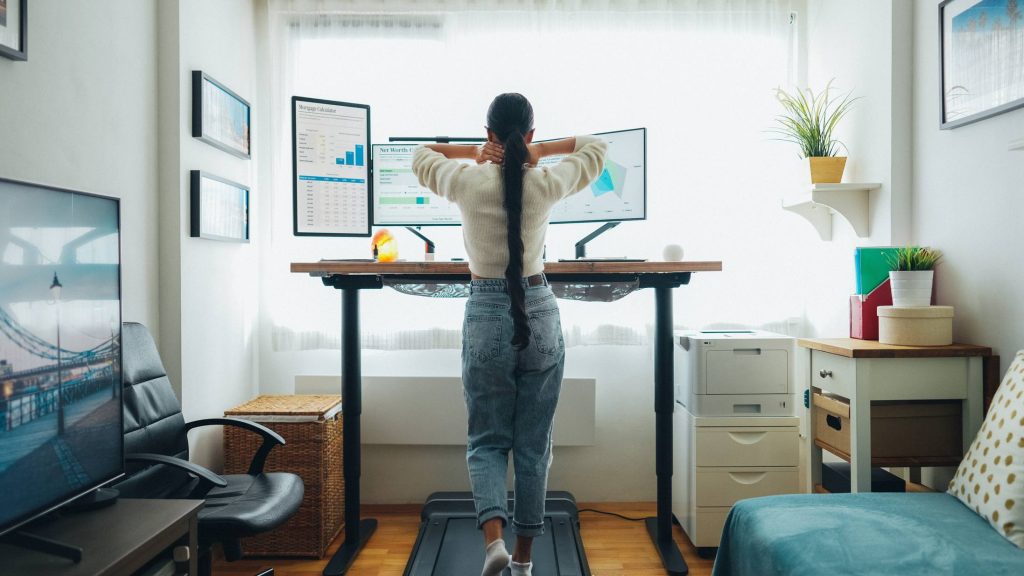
left=214, top=502, right=715, bottom=576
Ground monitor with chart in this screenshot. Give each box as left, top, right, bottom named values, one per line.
left=371, top=144, right=466, bottom=226
left=371, top=127, right=646, bottom=226
left=540, top=127, right=646, bottom=224
left=292, top=96, right=372, bottom=236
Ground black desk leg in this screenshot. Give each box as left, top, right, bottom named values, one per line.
left=323, top=287, right=377, bottom=576
left=644, top=285, right=688, bottom=575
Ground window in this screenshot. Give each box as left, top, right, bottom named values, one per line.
left=264, top=0, right=811, bottom=353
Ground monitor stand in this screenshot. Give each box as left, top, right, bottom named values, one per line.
left=406, top=226, right=437, bottom=261
left=574, top=222, right=620, bottom=259
left=63, top=487, right=119, bottom=513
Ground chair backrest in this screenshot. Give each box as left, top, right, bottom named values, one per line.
left=116, top=322, right=192, bottom=498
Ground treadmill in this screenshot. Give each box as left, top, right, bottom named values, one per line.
left=404, top=491, right=591, bottom=576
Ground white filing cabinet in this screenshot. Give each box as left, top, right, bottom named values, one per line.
left=672, top=407, right=800, bottom=550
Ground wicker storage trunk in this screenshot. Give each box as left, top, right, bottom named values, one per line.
left=224, top=395, right=344, bottom=558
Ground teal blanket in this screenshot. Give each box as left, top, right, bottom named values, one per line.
left=712, top=493, right=1024, bottom=576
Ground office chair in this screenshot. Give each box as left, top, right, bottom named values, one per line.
left=115, top=322, right=304, bottom=576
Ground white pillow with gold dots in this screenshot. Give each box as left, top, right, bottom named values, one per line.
left=949, top=350, right=1024, bottom=547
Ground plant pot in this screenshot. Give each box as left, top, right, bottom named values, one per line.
left=889, top=270, right=934, bottom=307
left=809, top=156, right=847, bottom=184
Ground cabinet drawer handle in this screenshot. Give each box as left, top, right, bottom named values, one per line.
left=727, top=431, right=767, bottom=445
left=819, top=369, right=833, bottom=379
left=728, top=471, right=768, bottom=485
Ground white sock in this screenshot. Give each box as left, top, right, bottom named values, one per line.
left=511, top=560, right=533, bottom=576
left=482, top=539, right=511, bottom=576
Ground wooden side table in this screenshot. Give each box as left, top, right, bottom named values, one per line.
left=799, top=338, right=991, bottom=492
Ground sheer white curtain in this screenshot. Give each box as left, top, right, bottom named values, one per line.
left=262, top=0, right=817, bottom=353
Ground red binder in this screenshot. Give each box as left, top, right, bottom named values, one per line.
left=850, top=279, right=892, bottom=340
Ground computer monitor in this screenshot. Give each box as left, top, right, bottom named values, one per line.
left=292, top=96, right=372, bottom=237
left=370, top=127, right=646, bottom=226
left=371, top=143, right=466, bottom=226
left=541, top=127, right=646, bottom=224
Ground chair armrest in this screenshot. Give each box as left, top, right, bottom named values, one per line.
left=185, top=417, right=285, bottom=475
left=126, top=452, right=227, bottom=498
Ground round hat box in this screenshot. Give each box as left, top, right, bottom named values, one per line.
left=877, top=306, right=954, bottom=346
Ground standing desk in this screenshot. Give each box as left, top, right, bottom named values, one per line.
left=291, top=260, right=723, bottom=576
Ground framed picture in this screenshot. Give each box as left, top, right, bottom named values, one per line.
left=192, top=71, right=251, bottom=158
left=190, top=171, right=249, bottom=242
left=940, top=0, right=1024, bottom=129
left=0, top=0, right=27, bottom=61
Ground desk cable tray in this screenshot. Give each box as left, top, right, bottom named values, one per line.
left=384, top=279, right=641, bottom=302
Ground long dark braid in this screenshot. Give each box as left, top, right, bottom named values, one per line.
left=486, top=93, right=534, bottom=349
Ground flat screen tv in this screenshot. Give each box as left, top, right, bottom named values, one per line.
left=0, top=177, right=123, bottom=537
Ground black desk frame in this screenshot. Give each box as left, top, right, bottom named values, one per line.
left=315, top=271, right=692, bottom=576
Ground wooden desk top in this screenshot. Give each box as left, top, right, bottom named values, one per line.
left=291, top=260, right=723, bottom=276
left=799, top=337, right=992, bottom=358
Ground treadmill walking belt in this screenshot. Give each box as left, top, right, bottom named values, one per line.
left=404, top=492, right=591, bottom=576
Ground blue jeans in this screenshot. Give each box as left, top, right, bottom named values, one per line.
left=463, top=277, right=565, bottom=537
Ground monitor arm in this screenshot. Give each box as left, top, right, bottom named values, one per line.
left=406, top=226, right=436, bottom=257
left=574, top=222, right=620, bottom=259
left=388, top=136, right=487, bottom=143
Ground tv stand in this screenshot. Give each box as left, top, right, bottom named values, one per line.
left=0, top=499, right=202, bottom=576
left=1, top=530, right=83, bottom=563
left=574, top=221, right=620, bottom=259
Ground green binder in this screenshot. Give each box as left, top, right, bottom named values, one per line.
left=855, top=247, right=900, bottom=295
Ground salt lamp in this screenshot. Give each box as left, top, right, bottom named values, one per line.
left=371, top=229, right=398, bottom=262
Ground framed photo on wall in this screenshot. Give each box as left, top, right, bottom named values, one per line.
left=940, top=0, right=1024, bottom=129
left=0, top=0, right=27, bottom=61
left=192, top=71, right=251, bottom=158
left=190, top=171, right=250, bottom=242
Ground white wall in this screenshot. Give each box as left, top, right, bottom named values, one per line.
left=1, top=0, right=257, bottom=473
left=801, top=0, right=915, bottom=338
left=913, top=0, right=1024, bottom=490
left=0, top=0, right=159, bottom=330
left=158, top=0, right=260, bottom=470
left=801, top=0, right=1024, bottom=489
left=913, top=0, right=1024, bottom=380
left=263, top=336, right=659, bottom=504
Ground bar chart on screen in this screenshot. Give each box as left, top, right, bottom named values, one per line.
left=293, top=97, right=371, bottom=236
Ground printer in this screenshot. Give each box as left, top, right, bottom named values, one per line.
left=674, top=330, right=795, bottom=417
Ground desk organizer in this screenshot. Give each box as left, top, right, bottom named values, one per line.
left=850, top=279, right=893, bottom=340
left=224, top=395, right=344, bottom=557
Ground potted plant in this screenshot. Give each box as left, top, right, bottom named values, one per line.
left=886, top=246, right=942, bottom=307
left=771, top=80, right=857, bottom=184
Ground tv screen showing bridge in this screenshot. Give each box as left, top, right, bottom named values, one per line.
left=0, top=180, right=122, bottom=532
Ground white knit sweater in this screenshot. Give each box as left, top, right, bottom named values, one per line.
left=411, top=136, right=608, bottom=278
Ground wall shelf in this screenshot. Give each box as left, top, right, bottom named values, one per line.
left=1010, top=138, right=1024, bottom=151
left=782, top=183, right=881, bottom=241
